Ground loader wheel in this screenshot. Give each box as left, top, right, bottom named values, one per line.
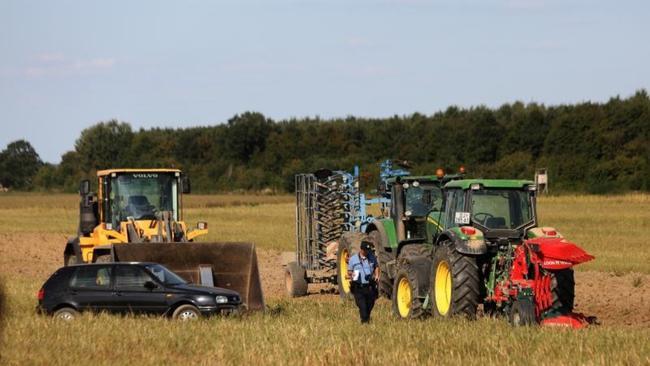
left=549, top=269, right=575, bottom=314
left=172, top=304, right=201, bottom=321
left=430, top=244, right=480, bottom=319
left=64, top=254, right=79, bottom=266
left=368, top=230, right=393, bottom=299
left=392, top=266, right=425, bottom=319
left=337, top=232, right=365, bottom=300
left=509, top=298, right=536, bottom=326
left=285, top=262, right=308, bottom=297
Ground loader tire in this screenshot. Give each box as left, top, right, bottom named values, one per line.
left=430, top=243, right=480, bottom=319
left=549, top=269, right=575, bottom=314
left=337, top=232, right=365, bottom=300
left=392, top=263, right=428, bottom=319
left=285, top=262, right=308, bottom=297
left=64, top=254, right=79, bottom=266
left=368, top=230, right=393, bottom=299
left=509, top=298, right=536, bottom=326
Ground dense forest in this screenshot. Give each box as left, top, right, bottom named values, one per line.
left=1, top=90, right=648, bottom=194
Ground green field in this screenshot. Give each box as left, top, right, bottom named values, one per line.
left=0, top=193, right=648, bottom=365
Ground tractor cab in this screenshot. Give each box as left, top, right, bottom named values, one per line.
left=435, top=179, right=538, bottom=245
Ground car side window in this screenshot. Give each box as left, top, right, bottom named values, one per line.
left=115, top=266, right=154, bottom=290
left=70, top=266, right=112, bottom=289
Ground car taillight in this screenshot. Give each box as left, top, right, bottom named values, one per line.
left=37, top=288, right=45, bottom=301
left=461, top=226, right=476, bottom=235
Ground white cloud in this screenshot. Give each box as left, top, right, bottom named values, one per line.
left=16, top=54, right=117, bottom=78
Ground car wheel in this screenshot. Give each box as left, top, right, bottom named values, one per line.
left=54, top=307, right=79, bottom=321
left=172, top=304, right=201, bottom=321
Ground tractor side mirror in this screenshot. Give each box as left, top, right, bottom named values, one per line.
left=181, top=176, right=191, bottom=194
left=79, top=180, right=90, bottom=196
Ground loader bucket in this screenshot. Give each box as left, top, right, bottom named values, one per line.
left=113, top=242, right=265, bottom=311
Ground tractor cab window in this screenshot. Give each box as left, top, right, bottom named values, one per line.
left=108, top=173, right=179, bottom=227
left=405, top=184, right=442, bottom=217
left=443, top=189, right=466, bottom=229
left=470, top=189, right=532, bottom=230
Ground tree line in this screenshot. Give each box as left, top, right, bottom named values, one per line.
left=1, top=90, right=648, bottom=194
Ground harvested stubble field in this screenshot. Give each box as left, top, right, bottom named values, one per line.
left=0, top=193, right=648, bottom=365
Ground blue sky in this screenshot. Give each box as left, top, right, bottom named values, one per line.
left=1, top=0, right=648, bottom=163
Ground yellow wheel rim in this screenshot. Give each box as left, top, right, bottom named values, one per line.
left=339, top=248, right=350, bottom=294
left=397, top=277, right=412, bottom=318
left=435, top=261, right=452, bottom=316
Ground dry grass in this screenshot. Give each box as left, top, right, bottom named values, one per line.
left=0, top=193, right=649, bottom=365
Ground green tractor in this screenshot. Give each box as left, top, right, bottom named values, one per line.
left=371, top=178, right=594, bottom=327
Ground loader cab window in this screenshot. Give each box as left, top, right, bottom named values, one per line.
left=107, top=173, right=179, bottom=227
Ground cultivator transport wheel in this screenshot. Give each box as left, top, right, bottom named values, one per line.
left=549, top=269, right=575, bottom=314
left=368, top=230, right=394, bottom=299
left=509, top=298, right=536, bottom=326
left=430, top=244, right=480, bottom=319
left=285, top=262, right=308, bottom=297
left=337, top=233, right=365, bottom=300
left=392, top=266, right=426, bottom=319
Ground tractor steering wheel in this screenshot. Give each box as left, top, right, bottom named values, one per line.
left=473, top=212, right=494, bottom=225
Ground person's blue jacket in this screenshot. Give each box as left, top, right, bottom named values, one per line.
left=348, top=253, right=378, bottom=285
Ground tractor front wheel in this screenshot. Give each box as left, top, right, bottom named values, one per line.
left=430, top=244, right=480, bottom=319
left=391, top=266, right=426, bottom=319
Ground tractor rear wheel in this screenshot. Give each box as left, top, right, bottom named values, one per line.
left=337, top=232, right=365, bottom=300
left=430, top=244, right=480, bottom=319
left=549, top=269, right=575, bottom=314
left=368, top=230, right=393, bottom=299
left=285, top=262, right=308, bottom=297
left=392, top=265, right=427, bottom=319
left=509, top=298, right=536, bottom=326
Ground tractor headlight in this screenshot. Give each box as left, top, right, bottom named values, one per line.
left=215, top=295, right=228, bottom=304
left=470, top=183, right=481, bottom=190
left=405, top=210, right=412, bottom=217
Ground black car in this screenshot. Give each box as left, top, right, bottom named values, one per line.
left=37, top=262, right=242, bottom=320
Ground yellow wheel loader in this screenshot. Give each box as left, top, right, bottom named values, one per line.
left=63, top=168, right=264, bottom=311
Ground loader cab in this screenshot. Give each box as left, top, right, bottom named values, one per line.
left=441, top=179, right=538, bottom=240
left=97, top=169, right=187, bottom=230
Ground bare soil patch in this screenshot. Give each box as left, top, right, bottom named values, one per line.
left=1, top=233, right=647, bottom=327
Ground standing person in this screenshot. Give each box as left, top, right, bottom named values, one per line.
left=347, top=241, right=380, bottom=323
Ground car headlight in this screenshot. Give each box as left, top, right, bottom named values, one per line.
left=215, top=295, right=228, bottom=304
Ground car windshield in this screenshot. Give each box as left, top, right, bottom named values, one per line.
left=144, top=264, right=187, bottom=285
left=470, top=189, right=533, bottom=229
left=108, top=173, right=179, bottom=225
left=405, top=184, right=441, bottom=216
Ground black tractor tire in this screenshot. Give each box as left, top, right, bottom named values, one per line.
left=285, top=262, right=308, bottom=297
left=53, top=307, right=79, bottom=321
left=430, top=243, right=480, bottom=319
left=549, top=269, right=575, bottom=314
left=509, top=298, right=536, bottom=326
left=336, top=232, right=366, bottom=300
left=172, top=304, right=201, bottom=321
left=368, top=230, right=394, bottom=299
left=391, top=261, right=429, bottom=320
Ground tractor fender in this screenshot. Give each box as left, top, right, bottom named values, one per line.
left=364, top=221, right=389, bottom=251
left=64, top=237, right=83, bottom=263
left=436, top=229, right=487, bottom=255
left=366, top=218, right=398, bottom=250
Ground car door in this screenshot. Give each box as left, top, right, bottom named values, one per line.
left=113, top=264, right=168, bottom=314
left=67, top=265, right=114, bottom=312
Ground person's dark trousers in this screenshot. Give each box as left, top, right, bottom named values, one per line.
left=351, top=283, right=377, bottom=323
